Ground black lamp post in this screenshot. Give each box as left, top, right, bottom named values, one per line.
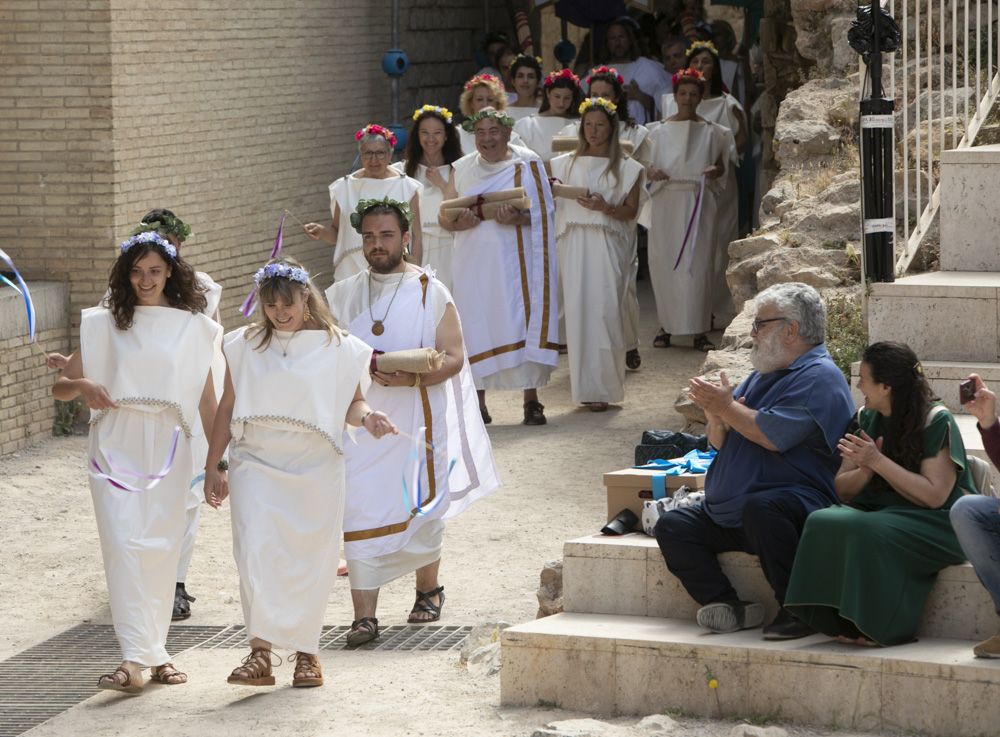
left=849, top=2, right=901, bottom=282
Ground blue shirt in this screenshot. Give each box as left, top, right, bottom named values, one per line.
left=703, top=344, right=855, bottom=527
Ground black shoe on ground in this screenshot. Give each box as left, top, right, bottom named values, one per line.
left=523, top=400, right=546, bottom=426
left=762, top=606, right=815, bottom=640
left=480, top=406, right=492, bottom=425
left=695, top=600, right=765, bottom=634
left=172, top=582, right=195, bottom=621
left=625, top=349, right=641, bottom=370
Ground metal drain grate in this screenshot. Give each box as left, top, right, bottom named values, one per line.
left=203, top=624, right=473, bottom=652
left=0, top=623, right=471, bottom=736
left=0, top=624, right=227, bottom=737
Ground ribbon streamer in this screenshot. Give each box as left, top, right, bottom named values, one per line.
left=0, top=247, right=37, bottom=341
left=399, top=426, right=457, bottom=518
left=238, top=211, right=288, bottom=317
left=671, top=176, right=707, bottom=275
left=89, top=426, right=182, bottom=493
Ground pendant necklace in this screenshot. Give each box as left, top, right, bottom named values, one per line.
left=274, top=330, right=296, bottom=356
left=368, top=270, right=406, bottom=337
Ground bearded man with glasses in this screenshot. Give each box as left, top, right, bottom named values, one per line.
left=655, top=282, right=854, bottom=640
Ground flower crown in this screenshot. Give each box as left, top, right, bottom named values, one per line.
left=461, top=107, right=515, bottom=132
left=349, top=197, right=413, bottom=234
left=119, top=231, right=177, bottom=260
left=356, top=123, right=397, bottom=148
left=672, top=68, right=706, bottom=90
left=130, top=213, right=191, bottom=243
left=412, top=104, right=454, bottom=124
left=463, top=73, right=505, bottom=92
left=509, top=53, right=543, bottom=71
left=585, top=66, right=624, bottom=87
left=686, top=40, right=719, bottom=59
left=544, top=68, right=580, bottom=88
left=578, top=97, right=618, bottom=117
left=253, top=262, right=309, bottom=287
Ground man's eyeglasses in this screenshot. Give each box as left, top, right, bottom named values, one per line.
left=750, top=317, right=789, bottom=333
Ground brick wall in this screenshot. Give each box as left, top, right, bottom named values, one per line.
left=0, top=0, right=513, bottom=455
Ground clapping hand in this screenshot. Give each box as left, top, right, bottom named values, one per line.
left=688, top=371, right=735, bottom=416
left=837, top=430, right=884, bottom=470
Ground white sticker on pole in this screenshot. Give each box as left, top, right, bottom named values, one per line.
left=863, top=218, right=895, bottom=234
left=861, top=115, right=894, bottom=129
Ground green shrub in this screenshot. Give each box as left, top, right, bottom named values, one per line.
left=825, top=292, right=867, bottom=381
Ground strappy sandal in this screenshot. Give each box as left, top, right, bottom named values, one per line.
left=227, top=647, right=277, bottom=686
left=653, top=331, right=671, bottom=348
left=693, top=334, right=716, bottom=353
left=625, top=349, right=641, bottom=370
left=172, top=583, right=195, bottom=621
left=149, top=662, right=187, bottom=685
left=407, top=585, right=445, bottom=624
left=97, top=665, right=142, bottom=695
left=346, top=617, right=380, bottom=648
left=522, top=401, right=546, bottom=426
left=292, top=652, right=323, bottom=688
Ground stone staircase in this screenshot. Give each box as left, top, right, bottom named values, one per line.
left=500, top=145, right=1000, bottom=736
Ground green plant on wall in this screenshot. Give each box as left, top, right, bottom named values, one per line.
left=53, top=399, right=82, bottom=436
left=825, top=292, right=867, bottom=381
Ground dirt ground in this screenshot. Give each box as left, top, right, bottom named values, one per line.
left=0, top=286, right=891, bottom=737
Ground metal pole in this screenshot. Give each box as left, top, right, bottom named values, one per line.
left=391, top=0, right=399, bottom=125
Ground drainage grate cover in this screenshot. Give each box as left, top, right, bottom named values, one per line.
left=0, top=623, right=471, bottom=737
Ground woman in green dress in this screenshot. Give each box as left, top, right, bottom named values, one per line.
left=784, top=341, right=973, bottom=646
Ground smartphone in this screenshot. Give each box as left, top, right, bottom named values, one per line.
left=960, top=379, right=976, bottom=405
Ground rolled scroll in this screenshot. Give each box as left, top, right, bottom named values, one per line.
left=550, top=137, right=635, bottom=154
left=550, top=183, right=590, bottom=199
left=374, top=348, right=446, bottom=374
left=439, top=187, right=530, bottom=222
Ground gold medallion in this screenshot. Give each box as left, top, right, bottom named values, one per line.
left=372, top=320, right=385, bottom=336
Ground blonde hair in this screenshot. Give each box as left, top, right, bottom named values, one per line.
left=571, top=107, right=623, bottom=188
left=246, top=257, right=342, bottom=351
left=459, top=78, right=508, bottom=118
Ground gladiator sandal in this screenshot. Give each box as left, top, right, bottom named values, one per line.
left=227, top=647, right=277, bottom=686
left=149, top=662, right=187, bottom=685
left=292, top=652, right=323, bottom=688
left=97, top=664, right=143, bottom=695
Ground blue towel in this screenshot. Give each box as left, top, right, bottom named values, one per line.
left=634, top=448, right=717, bottom=475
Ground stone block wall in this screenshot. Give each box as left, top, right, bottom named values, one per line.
left=0, top=0, right=504, bottom=455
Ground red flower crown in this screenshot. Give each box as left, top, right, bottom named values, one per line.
left=672, top=68, right=706, bottom=91
left=585, top=66, right=624, bottom=87
left=464, top=73, right=506, bottom=92
left=544, top=68, right=580, bottom=88
left=356, top=123, right=397, bottom=148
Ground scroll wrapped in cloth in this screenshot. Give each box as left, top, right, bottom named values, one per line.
left=550, top=183, right=590, bottom=199
left=551, top=137, right=634, bottom=155
left=439, top=187, right=529, bottom=222
left=372, top=348, right=445, bottom=374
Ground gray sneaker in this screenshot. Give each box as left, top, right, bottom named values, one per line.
left=696, top=600, right=765, bottom=634
left=973, top=633, right=1000, bottom=658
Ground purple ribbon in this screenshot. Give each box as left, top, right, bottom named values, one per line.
left=0, top=247, right=37, bottom=341
left=672, top=176, right=707, bottom=273
left=89, top=426, right=181, bottom=493
left=238, top=211, right=287, bottom=317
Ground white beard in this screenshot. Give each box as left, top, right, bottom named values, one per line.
left=750, top=329, right=790, bottom=374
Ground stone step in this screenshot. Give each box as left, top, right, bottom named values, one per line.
left=868, top=271, right=1000, bottom=362
left=939, top=144, right=1000, bottom=271
left=500, top=612, right=1000, bottom=737
left=562, top=532, right=998, bottom=641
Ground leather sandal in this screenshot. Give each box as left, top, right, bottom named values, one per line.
left=407, top=586, right=445, bottom=623
left=693, top=334, right=716, bottom=352
left=522, top=400, right=546, bottom=426
left=149, top=662, right=187, bottom=685
left=97, top=665, right=143, bottom=695
left=227, top=647, right=277, bottom=686
left=625, top=349, right=641, bottom=370
left=346, top=617, right=380, bottom=648
left=172, top=582, right=195, bottom=621
left=292, top=652, right=323, bottom=688
left=653, top=331, right=671, bottom=348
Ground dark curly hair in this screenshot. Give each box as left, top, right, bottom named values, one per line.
left=538, top=77, right=584, bottom=118
left=105, top=242, right=206, bottom=330
left=862, top=341, right=938, bottom=473
left=404, top=110, right=463, bottom=178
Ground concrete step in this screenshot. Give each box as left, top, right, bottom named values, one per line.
left=939, top=144, right=1000, bottom=271
left=562, top=532, right=998, bottom=641
left=868, top=271, right=1000, bottom=362
left=500, top=612, right=1000, bottom=736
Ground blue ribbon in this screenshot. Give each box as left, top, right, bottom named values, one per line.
left=635, top=448, right=717, bottom=475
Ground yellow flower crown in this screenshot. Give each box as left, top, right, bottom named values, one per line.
left=412, top=104, right=454, bottom=124
left=509, top=53, right=543, bottom=71
left=578, top=97, right=618, bottom=117
left=686, top=40, right=719, bottom=58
